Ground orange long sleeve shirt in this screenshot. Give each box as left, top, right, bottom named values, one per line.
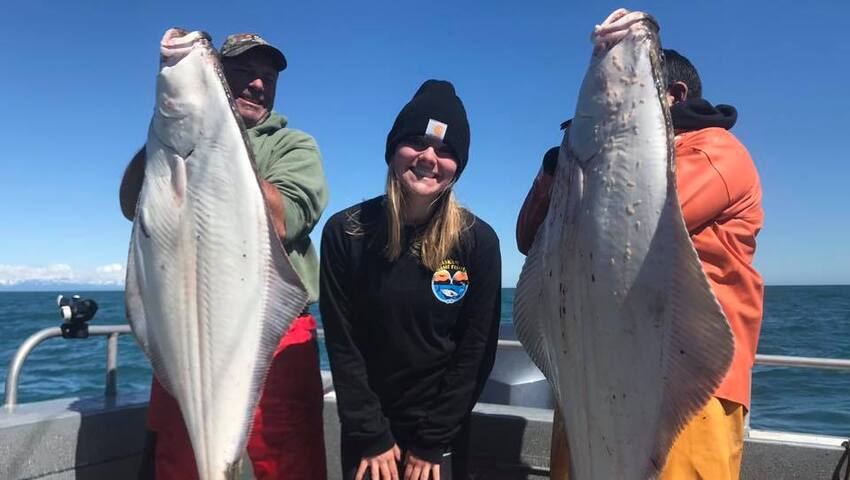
left=676, top=127, right=764, bottom=409
left=516, top=127, right=764, bottom=409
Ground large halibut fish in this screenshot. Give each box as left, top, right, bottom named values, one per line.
left=125, top=29, right=308, bottom=480
left=514, top=10, right=733, bottom=479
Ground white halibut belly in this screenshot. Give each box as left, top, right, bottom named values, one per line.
left=125, top=30, right=308, bottom=480
left=514, top=17, right=733, bottom=480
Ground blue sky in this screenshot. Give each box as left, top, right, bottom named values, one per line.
left=0, top=1, right=847, bottom=288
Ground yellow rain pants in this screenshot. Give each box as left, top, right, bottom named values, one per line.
left=549, top=397, right=745, bottom=480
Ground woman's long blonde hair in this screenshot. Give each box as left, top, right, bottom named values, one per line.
left=382, top=170, right=471, bottom=271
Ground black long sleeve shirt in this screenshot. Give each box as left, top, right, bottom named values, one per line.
left=320, top=196, right=501, bottom=463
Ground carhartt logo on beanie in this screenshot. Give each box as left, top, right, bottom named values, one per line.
left=385, top=79, right=471, bottom=176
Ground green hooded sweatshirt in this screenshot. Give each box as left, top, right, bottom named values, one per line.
left=248, top=112, right=328, bottom=304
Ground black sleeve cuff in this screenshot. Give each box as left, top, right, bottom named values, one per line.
left=355, top=428, right=397, bottom=459
left=408, top=444, right=446, bottom=464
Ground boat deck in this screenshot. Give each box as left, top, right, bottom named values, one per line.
left=1, top=388, right=845, bottom=479
left=3, top=325, right=848, bottom=478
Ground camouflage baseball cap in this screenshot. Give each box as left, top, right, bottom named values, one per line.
left=220, top=33, right=287, bottom=71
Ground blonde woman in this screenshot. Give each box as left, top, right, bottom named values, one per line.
left=321, top=80, right=501, bottom=480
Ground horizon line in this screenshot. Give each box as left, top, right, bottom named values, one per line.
left=1, top=283, right=849, bottom=293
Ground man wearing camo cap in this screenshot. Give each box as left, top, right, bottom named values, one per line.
left=121, top=32, right=328, bottom=480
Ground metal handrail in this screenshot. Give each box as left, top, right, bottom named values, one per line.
left=5, top=326, right=848, bottom=414
left=3, top=325, right=132, bottom=412
left=494, top=338, right=850, bottom=370
left=317, top=329, right=850, bottom=370
left=753, top=354, right=850, bottom=370
left=327, top=330, right=850, bottom=438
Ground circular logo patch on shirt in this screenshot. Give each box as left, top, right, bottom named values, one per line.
left=431, top=259, right=469, bottom=304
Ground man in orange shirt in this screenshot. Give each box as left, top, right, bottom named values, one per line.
left=516, top=49, right=764, bottom=479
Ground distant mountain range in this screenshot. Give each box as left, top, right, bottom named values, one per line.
left=0, top=280, right=123, bottom=292
left=0, top=263, right=125, bottom=292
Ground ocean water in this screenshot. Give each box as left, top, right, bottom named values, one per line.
left=1, top=286, right=848, bottom=438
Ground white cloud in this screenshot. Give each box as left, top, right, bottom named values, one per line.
left=0, top=263, right=125, bottom=287
left=89, top=263, right=125, bottom=285
left=0, top=264, right=74, bottom=285
left=96, top=263, right=124, bottom=274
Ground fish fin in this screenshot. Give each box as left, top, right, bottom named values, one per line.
left=515, top=140, right=576, bottom=408
left=259, top=208, right=309, bottom=346
left=123, top=157, right=189, bottom=397
left=514, top=218, right=559, bottom=404
left=241, top=211, right=310, bottom=440
left=124, top=219, right=184, bottom=397
left=649, top=201, right=735, bottom=477
left=124, top=231, right=150, bottom=359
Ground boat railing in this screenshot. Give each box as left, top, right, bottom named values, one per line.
left=5, top=326, right=850, bottom=425
left=3, top=325, right=131, bottom=411
left=491, top=337, right=850, bottom=438
left=496, top=338, right=850, bottom=369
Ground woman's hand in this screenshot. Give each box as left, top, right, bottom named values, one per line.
left=356, top=444, right=402, bottom=480
left=403, top=451, right=440, bottom=480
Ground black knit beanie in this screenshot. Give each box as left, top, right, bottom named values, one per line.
left=385, top=79, right=470, bottom=176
